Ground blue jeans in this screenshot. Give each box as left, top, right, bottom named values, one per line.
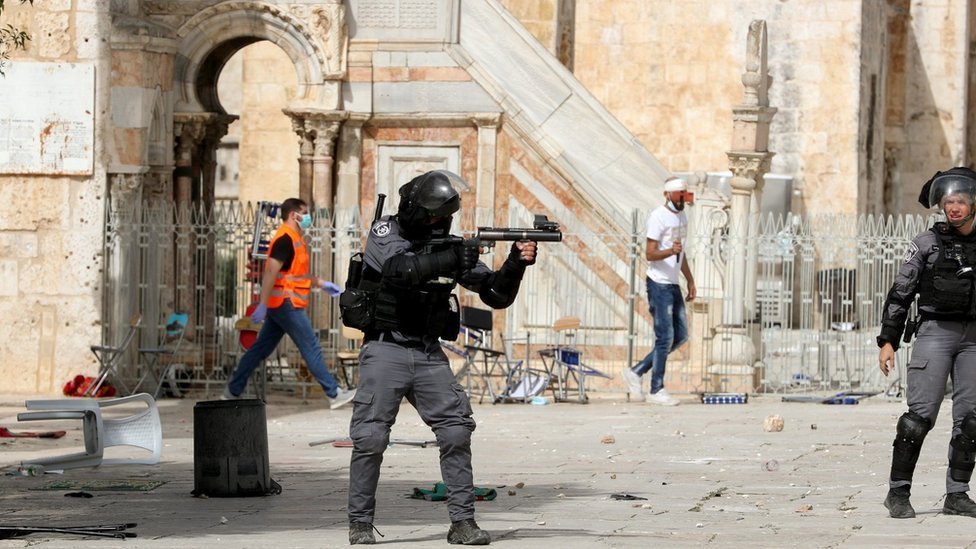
left=227, top=299, right=339, bottom=398
left=632, top=278, right=688, bottom=394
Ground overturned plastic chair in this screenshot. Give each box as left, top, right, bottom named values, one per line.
left=16, top=393, right=162, bottom=470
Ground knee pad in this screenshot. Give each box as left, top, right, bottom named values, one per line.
left=896, top=410, right=932, bottom=443
left=891, top=411, right=932, bottom=482
left=950, top=410, right=976, bottom=482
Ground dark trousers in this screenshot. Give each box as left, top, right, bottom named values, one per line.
left=347, top=340, right=477, bottom=523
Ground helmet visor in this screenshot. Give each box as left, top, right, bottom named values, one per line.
left=929, top=175, right=976, bottom=211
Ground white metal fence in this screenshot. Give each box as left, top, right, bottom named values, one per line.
left=101, top=198, right=929, bottom=398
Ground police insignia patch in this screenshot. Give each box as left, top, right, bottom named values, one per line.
left=904, top=242, right=919, bottom=262
left=372, top=221, right=391, bottom=237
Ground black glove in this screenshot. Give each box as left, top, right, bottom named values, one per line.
left=509, top=241, right=536, bottom=266
left=457, top=238, right=480, bottom=271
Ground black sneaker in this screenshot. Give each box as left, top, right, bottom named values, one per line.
left=944, top=492, right=976, bottom=517
left=447, top=518, right=491, bottom=545
left=349, top=521, right=375, bottom=545
left=884, top=486, right=915, bottom=519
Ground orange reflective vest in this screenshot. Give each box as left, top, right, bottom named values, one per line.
left=267, top=224, right=311, bottom=309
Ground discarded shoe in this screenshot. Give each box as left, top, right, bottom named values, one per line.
left=447, top=518, right=491, bottom=545
left=944, top=492, right=976, bottom=517
left=884, top=486, right=915, bottom=519
left=349, top=521, right=375, bottom=544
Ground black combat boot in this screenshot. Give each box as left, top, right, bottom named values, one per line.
left=349, top=521, right=376, bottom=545
left=884, top=486, right=915, bottom=518
left=447, top=518, right=491, bottom=545
left=944, top=492, right=976, bottom=517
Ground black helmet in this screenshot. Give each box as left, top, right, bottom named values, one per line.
left=397, top=170, right=463, bottom=237
left=919, top=167, right=976, bottom=210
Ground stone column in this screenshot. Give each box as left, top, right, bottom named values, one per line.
left=173, top=114, right=211, bottom=209
left=285, top=109, right=349, bottom=213
left=284, top=108, right=349, bottom=332
left=198, top=115, right=235, bottom=354
left=107, top=171, right=145, bottom=383
left=710, top=20, right=777, bottom=393
left=335, top=114, right=368, bottom=287
left=172, top=112, right=233, bottom=345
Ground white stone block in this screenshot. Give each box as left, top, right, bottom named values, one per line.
left=74, top=11, right=108, bottom=59
left=372, top=82, right=499, bottom=113
left=406, top=51, right=457, bottom=67
left=0, top=260, right=18, bottom=296
left=111, top=87, right=151, bottom=128
left=0, top=232, right=39, bottom=258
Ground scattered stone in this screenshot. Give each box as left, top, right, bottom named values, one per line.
left=508, top=490, right=516, bottom=496
left=601, top=435, right=615, bottom=444
left=515, top=482, right=525, bottom=489
left=762, top=459, right=779, bottom=472
left=763, top=415, right=785, bottom=432
left=795, top=504, right=813, bottom=513
left=610, top=473, right=617, bottom=479
left=811, top=423, right=817, bottom=430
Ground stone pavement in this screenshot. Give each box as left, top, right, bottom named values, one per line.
left=1, top=391, right=975, bottom=548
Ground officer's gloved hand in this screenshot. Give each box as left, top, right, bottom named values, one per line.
left=250, top=303, right=268, bottom=324
left=510, top=241, right=537, bottom=266
left=320, top=280, right=342, bottom=297
left=457, top=238, right=480, bottom=271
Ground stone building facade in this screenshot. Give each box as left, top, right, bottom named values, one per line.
left=0, top=0, right=972, bottom=394
left=501, top=0, right=974, bottom=217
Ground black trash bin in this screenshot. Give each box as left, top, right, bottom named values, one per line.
left=193, top=399, right=272, bottom=497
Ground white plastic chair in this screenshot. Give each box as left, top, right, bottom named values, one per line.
left=16, top=393, right=162, bottom=470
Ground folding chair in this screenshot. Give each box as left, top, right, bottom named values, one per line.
left=335, top=326, right=363, bottom=389
left=538, top=316, right=611, bottom=403
left=453, top=307, right=510, bottom=403
left=17, top=393, right=162, bottom=470
left=85, top=314, right=142, bottom=397
left=135, top=313, right=189, bottom=399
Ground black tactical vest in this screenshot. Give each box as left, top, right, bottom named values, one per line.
left=918, top=223, right=976, bottom=318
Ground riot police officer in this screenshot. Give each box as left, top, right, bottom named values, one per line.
left=343, top=170, right=538, bottom=545
left=878, top=167, right=976, bottom=518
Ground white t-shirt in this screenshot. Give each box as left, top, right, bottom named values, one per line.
left=645, top=205, right=688, bottom=284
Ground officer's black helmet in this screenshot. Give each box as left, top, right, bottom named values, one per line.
left=398, top=170, right=462, bottom=220
left=920, top=167, right=976, bottom=210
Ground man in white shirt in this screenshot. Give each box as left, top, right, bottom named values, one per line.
left=621, top=177, right=696, bottom=405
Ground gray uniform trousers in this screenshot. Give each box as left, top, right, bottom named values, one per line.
left=899, top=319, right=976, bottom=493
left=347, top=339, right=477, bottom=523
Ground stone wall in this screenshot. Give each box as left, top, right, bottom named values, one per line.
left=237, top=42, right=301, bottom=205
left=0, top=0, right=111, bottom=392
left=501, top=0, right=973, bottom=217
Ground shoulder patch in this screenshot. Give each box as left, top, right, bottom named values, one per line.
left=371, top=221, right=392, bottom=237
left=904, top=242, right=919, bottom=262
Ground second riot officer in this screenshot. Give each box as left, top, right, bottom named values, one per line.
left=878, top=166, right=976, bottom=518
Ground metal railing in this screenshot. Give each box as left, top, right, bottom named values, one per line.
left=101, top=197, right=929, bottom=397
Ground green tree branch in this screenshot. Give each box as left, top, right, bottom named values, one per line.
left=0, top=0, right=33, bottom=74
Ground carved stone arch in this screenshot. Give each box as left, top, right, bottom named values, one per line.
left=173, top=1, right=339, bottom=113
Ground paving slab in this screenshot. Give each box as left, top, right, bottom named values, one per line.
left=0, top=392, right=974, bottom=547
